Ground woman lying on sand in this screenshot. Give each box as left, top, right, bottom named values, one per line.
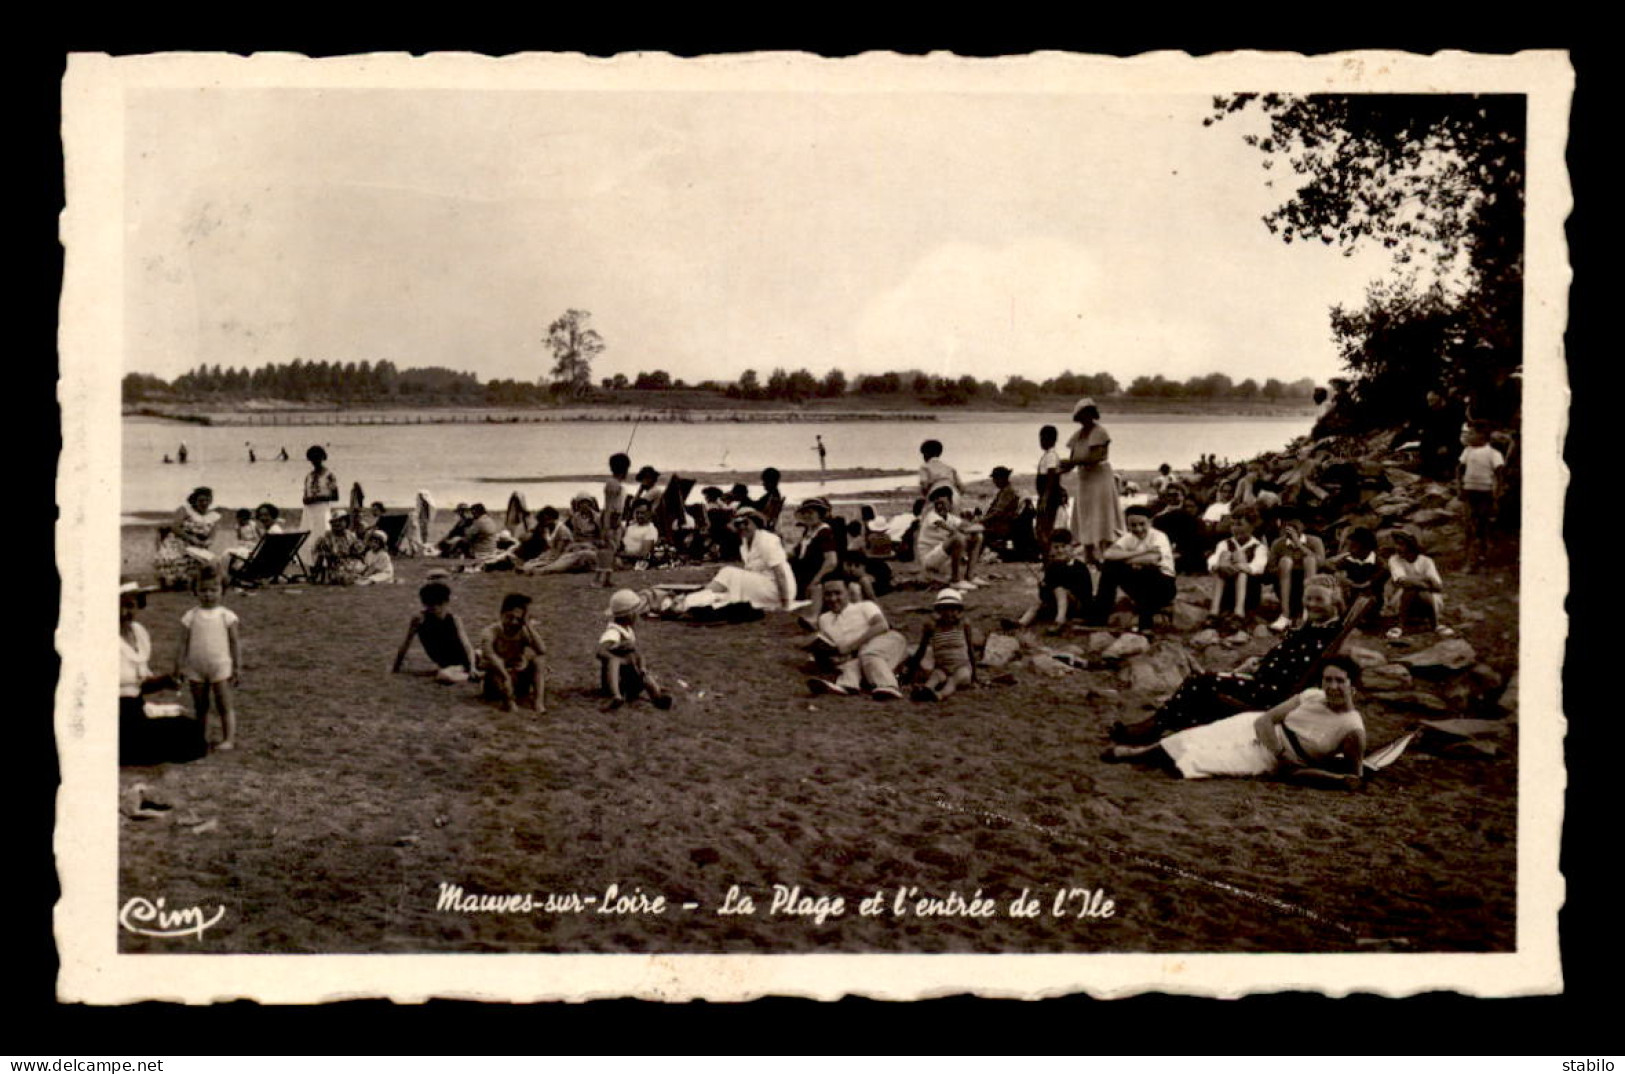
left=1102, top=657, right=1366, bottom=789
left=521, top=494, right=604, bottom=575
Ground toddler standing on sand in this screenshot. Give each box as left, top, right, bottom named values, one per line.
left=173, top=567, right=241, bottom=751
left=597, top=589, right=674, bottom=711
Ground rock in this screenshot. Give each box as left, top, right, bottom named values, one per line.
left=1120, top=641, right=1200, bottom=695
left=1101, top=632, right=1151, bottom=661
left=1407, top=507, right=1457, bottom=527
left=1385, top=467, right=1420, bottom=486
left=1373, top=689, right=1452, bottom=713
left=1028, top=654, right=1075, bottom=679
left=1418, top=482, right=1454, bottom=507
left=1108, top=611, right=1137, bottom=630
left=1361, top=663, right=1413, bottom=692
left=1346, top=645, right=1387, bottom=669
left=1469, top=663, right=1505, bottom=692
left=1400, top=638, right=1478, bottom=674
left=1225, top=631, right=1251, bottom=646
left=1191, top=628, right=1221, bottom=648
left=1171, top=601, right=1208, bottom=632
left=1252, top=623, right=1275, bottom=639
left=1087, top=632, right=1116, bottom=655
left=1459, top=607, right=1486, bottom=623
left=1498, top=671, right=1518, bottom=715
left=982, top=634, right=1021, bottom=669
left=1375, top=502, right=1410, bottom=518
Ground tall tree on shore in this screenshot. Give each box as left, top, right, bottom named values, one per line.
left=1208, top=93, right=1524, bottom=426
left=545, top=309, right=605, bottom=399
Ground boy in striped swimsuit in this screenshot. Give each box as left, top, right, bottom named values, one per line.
left=904, top=588, right=978, bottom=702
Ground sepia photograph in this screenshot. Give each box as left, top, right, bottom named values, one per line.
left=57, top=49, right=1571, bottom=1002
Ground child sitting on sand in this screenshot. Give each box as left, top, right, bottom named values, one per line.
left=597, top=589, right=674, bottom=711
left=392, top=581, right=478, bottom=683
left=1007, top=528, right=1091, bottom=631
left=1383, top=530, right=1453, bottom=639
left=1267, top=510, right=1327, bottom=632
left=902, top=588, right=979, bottom=702
left=173, top=566, right=240, bottom=751
left=355, top=529, right=394, bottom=585
left=1327, top=525, right=1386, bottom=615
left=223, top=508, right=263, bottom=573
left=479, top=593, right=547, bottom=714
left=1207, top=510, right=1268, bottom=623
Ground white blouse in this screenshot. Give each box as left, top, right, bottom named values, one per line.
left=119, top=622, right=152, bottom=698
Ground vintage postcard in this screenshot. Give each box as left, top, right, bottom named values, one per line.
left=58, top=49, right=1571, bottom=1002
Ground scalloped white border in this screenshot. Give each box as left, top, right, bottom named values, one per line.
left=57, top=49, right=1571, bottom=1003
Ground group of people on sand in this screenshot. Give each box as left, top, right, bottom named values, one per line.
left=390, top=578, right=673, bottom=714
left=126, top=388, right=1512, bottom=791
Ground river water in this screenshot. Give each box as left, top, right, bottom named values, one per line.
left=121, top=410, right=1313, bottom=520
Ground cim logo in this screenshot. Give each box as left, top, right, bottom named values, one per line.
left=118, top=896, right=225, bottom=940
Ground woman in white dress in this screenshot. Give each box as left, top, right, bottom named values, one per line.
left=680, top=508, right=796, bottom=612
left=1103, top=656, right=1368, bottom=790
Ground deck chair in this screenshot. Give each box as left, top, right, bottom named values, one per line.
left=1211, top=594, right=1375, bottom=711
left=373, top=512, right=410, bottom=555
left=227, top=530, right=309, bottom=588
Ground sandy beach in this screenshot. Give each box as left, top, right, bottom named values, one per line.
left=117, top=475, right=1519, bottom=954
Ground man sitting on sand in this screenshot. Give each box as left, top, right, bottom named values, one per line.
left=915, top=486, right=983, bottom=590
left=804, top=579, right=907, bottom=700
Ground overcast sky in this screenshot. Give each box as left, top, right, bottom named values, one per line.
left=124, top=87, right=1397, bottom=388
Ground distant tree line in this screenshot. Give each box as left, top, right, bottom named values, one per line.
left=125, top=359, right=1318, bottom=408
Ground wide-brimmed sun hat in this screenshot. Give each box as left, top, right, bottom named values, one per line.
left=799, top=496, right=832, bottom=515
left=990, top=466, right=1012, bottom=480
left=1071, top=397, right=1099, bottom=420
left=732, top=507, right=767, bottom=527
left=934, top=588, right=965, bottom=608
left=605, top=588, right=647, bottom=617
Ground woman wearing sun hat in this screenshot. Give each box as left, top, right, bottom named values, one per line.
left=119, top=580, right=204, bottom=765
left=678, top=506, right=797, bottom=614
left=790, top=497, right=841, bottom=628
left=1059, top=397, right=1125, bottom=563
